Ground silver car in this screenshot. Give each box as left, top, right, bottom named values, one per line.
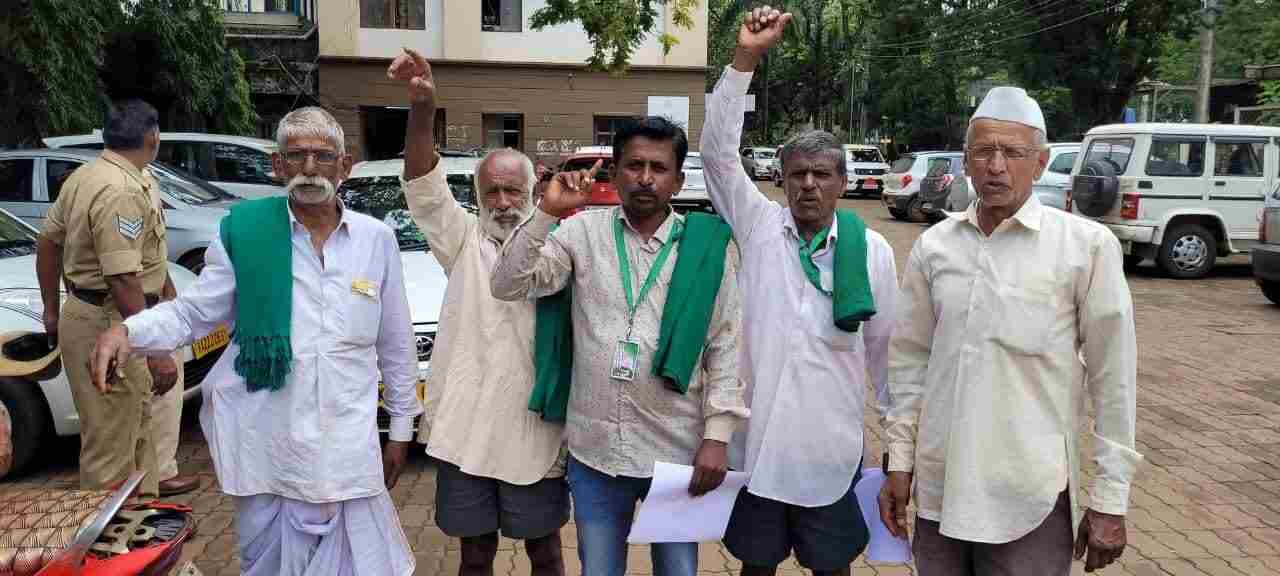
left=0, top=149, right=235, bottom=272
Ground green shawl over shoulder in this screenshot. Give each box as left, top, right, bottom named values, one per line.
left=528, top=213, right=733, bottom=422
left=219, top=196, right=293, bottom=392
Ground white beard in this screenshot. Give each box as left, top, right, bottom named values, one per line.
left=287, top=175, right=336, bottom=205
left=479, top=204, right=531, bottom=242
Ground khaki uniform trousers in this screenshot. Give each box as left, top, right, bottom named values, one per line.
left=151, top=354, right=183, bottom=482
left=60, top=294, right=159, bottom=498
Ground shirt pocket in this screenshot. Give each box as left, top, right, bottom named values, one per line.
left=990, top=285, right=1054, bottom=355
left=342, top=284, right=382, bottom=346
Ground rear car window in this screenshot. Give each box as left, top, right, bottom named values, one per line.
left=1214, top=141, right=1265, bottom=178
left=1145, top=139, right=1205, bottom=177
left=45, top=160, right=83, bottom=202
left=847, top=149, right=883, bottom=163
left=926, top=158, right=952, bottom=177
left=890, top=156, right=915, bottom=173
left=1047, top=152, right=1077, bottom=175
left=0, top=159, right=35, bottom=202
left=1083, top=138, right=1135, bottom=174
left=213, top=144, right=276, bottom=185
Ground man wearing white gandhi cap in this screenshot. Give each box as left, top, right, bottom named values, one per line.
left=878, top=86, right=1141, bottom=575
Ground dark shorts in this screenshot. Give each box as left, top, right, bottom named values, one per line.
left=434, top=460, right=570, bottom=540
left=723, top=468, right=869, bottom=571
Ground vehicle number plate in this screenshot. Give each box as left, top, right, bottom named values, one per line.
left=922, top=203, right=933, bottom=210
left=864, top=180, right=879, bottom=189
left=377, top=380, right=428, bottom=408
left=193, top=325, right=230, bottom=360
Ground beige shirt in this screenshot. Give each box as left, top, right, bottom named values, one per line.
left=403, top=166, right=565, bottom=485
left=492, top=207, right=747, bottom=478
left=885, top=194, right=1142, bottom=544
left=43, top=150, right=167, bottom=293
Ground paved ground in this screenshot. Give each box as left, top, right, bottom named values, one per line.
left=10, top=186, right=1280, bottom=575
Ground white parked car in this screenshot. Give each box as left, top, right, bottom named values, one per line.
left=0, top=148, right=235, bottom=273
left=44, top=131, right=285, bottom=200
left=0, top=207, right=229, bottom=478
left=1069, top=123, right=1280, bottom=278
left=883, top=151, right=964, bottom=222
left=842, top=144, right=890, bottom=197
left=674, top=152, right=713, bottom=213
left=1032, top=143, right=1081, bottom=210
left=740, top=146, right=777, bottom=180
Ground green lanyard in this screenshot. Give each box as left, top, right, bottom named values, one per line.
left=798, top=227, right=832, bottom=297
left=613, top=217, right=682, bottom=337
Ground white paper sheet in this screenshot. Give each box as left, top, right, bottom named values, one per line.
left=854, top=468, right=914, bottom=563
left=626, top=461, right=750, bottom=544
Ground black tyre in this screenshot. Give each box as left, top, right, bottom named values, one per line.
left=178, top=249, right=207, bottom=275
left=888, top=208, right=908, bottom=221
left=0, top=377, right=51, bottom=479
left=1157, top=224, right=1217, bottom=279
left=1072, top=160, right=1120, bottom=218
left=1262, top=280, right=1280, bottom=305
left=907, top=196, right=927, bottom=222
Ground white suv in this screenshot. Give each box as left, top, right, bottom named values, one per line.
left=1069, top=123, right=1280, bottom=278
left=44, top=131, right=285, bottom=200
left=843, top=145, right=890, bottom=197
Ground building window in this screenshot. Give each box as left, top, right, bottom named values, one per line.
left=594, top=116, right=639, bottom=147
left=482, top=0, right=521, bottom=32
left=361, top=0, right=425, bottom=30
left=483, top=114, right=523, bottom=150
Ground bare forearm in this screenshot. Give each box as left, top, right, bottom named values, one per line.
left=162, top=274, right=176, bottom=301
left=105, top=274, right=147, bottom=319
left=403, top=103, right=439, bottom=181
left=35, top=236, right=63, bottom=313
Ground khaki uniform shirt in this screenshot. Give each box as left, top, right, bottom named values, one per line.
left=43, top=150, right=168, bottom=294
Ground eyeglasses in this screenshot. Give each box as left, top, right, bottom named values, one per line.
left=967, top=145, right=1038, bottom=162
left=283, top=149, right=340, bottom=166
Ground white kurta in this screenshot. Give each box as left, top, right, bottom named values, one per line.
left=236, top=492, right=413, bottom=576
left=885, top=195, right=1142, bottom=544
left=702, top=66, right=901, bottom=508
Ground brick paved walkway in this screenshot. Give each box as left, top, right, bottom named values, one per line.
left=9, top=191, right=1280, bottom=575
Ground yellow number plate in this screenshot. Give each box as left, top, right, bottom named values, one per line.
left=377, top=380, right=427, bottom=409
left=193, top=325, right=230, bottom=359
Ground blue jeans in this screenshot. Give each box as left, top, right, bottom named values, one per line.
left=566, top=456, right=698, bottom=576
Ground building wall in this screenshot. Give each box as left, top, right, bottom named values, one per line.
left=320, top=59, right=707, bottom=163
left=322, top=0, right=707, bottom=68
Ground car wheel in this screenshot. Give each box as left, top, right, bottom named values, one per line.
left=888, top=208, right=908, bottom=221
left=178, top=249, right=207, bottom=275
left=0, top=377, right=51, bottom=479
left=1261, top=280, right=1280, bottom=305
left=1157, top=224, right=1216, bottom=279
left=907, top=196, right=927, bottom=222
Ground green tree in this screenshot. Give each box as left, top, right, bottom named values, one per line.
left=0, top=0, right=256, bottom=149
left=1156, top=0, right=1280, bottom=84
left=529, top=0, right=700, bottom=73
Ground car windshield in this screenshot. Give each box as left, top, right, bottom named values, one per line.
left=756, top=150, right=776, bottom=159
left=339, top=175, right=476, bottom=250
left=684, top=155, right=703, bottom=170
left=847, top=149, right=883, bottom=163
left=0, top=209, right=37, bottom=259
left=891, top=156, right=916, bottom=173
left=151, top=163, right=240, bottom=205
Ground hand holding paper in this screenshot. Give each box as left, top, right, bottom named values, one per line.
left=628, top=462, right=750, bottom=544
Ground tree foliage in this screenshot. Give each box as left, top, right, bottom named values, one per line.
left=1156, top=0, right=1280, bottom=84
left=0, top=0, right=256, bottom=149
left=530, top=0, right=700, bottom=74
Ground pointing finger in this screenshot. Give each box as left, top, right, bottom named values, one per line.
left=406, top=47, right=430, bottom=76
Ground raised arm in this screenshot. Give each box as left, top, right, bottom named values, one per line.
left=700, top=6, right=792, bottom=242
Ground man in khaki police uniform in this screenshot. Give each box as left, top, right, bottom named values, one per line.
left=35, top=99, right=179, bottom=498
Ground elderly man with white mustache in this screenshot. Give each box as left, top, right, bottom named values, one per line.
left=90, top=106, right=420, bottom=575
left=391, top=49, right=569, bottom=576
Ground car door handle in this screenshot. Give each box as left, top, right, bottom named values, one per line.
left=1215, top=181, right=1227, bottom=186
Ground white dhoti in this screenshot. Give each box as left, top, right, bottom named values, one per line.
left=234, top=492, right=415, bottom=576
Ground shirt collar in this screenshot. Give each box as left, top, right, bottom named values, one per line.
left=615, top=205, right=683, bottom=245
left=100, top=150, right=150, bottom=191
left=783, top=210, right=840, bottom=246
left=288, top=197, right=351, bottom=235
left=954, top=192, right=1044, bottom=233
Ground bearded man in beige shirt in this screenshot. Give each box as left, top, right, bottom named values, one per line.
left=389, top=50, right=569, bottom=576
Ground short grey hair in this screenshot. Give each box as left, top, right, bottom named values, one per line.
left=276, top=106, right=345, bottom=154
left=780, top=130, right=846, bottom=176
left=965, top=121, right=1048, bottom=149
left=476, top=148, right=535, bottom=197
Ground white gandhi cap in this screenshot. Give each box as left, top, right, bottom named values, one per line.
left=970, top=86, right=1046, bottom=133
